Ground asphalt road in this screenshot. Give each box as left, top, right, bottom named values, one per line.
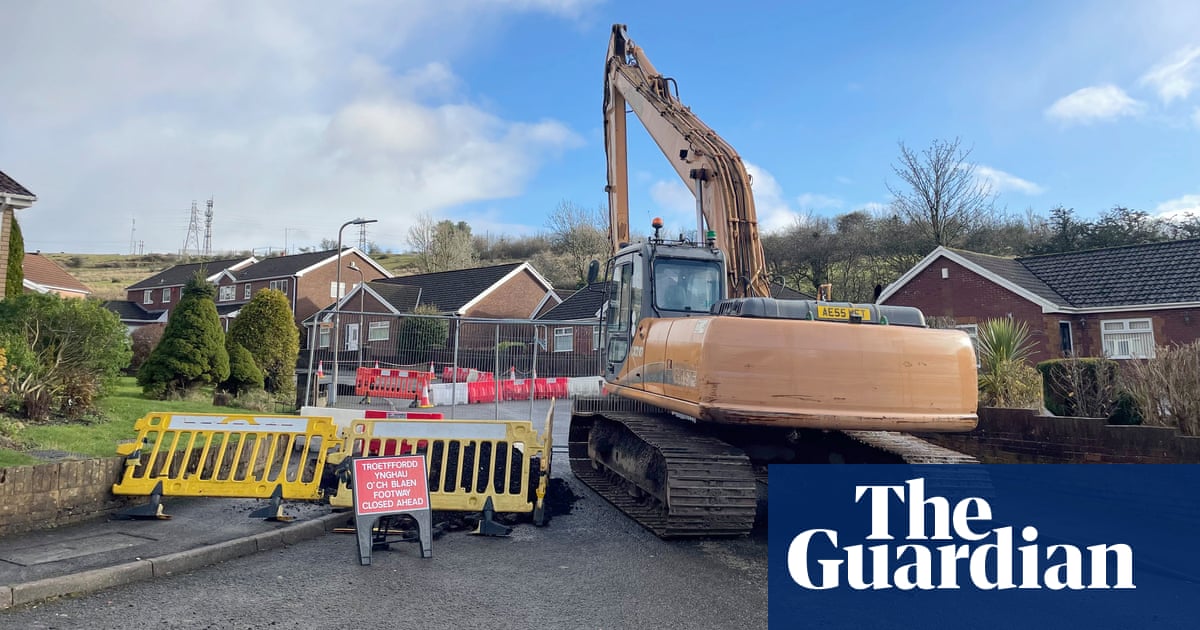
left=2, top=402, right=769, bottom=630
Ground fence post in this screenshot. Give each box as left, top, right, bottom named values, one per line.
left=451, top=315, right=461, bottom=417
left=493, top=324, right=501, bottom=420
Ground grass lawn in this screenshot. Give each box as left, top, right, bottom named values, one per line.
left=0, top=377, right=271, bottom=466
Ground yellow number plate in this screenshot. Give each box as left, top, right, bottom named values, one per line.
left=817, top=305, right=871, bottom=321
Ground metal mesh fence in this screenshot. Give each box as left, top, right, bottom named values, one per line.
left=297, top=312, right=602, bottom=407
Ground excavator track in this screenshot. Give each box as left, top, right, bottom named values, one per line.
left=570, top=398, right=757, bottom=538
left=570, top=398, right=986, bottom=538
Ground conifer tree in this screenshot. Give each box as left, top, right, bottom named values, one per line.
left=137, top=272, right=230, bottom=398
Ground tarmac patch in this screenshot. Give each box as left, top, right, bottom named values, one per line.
left=0, top=532, right=156, bottom=566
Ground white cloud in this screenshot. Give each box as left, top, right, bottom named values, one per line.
left=1193, top=107, right=1200, bottom=129
left=1045, top=84, right=1144, bottom=125
left=647, top=162, right=800, bottom=234
left=795, top=193, right=844, bottom=210
left=1139, top=45, right=1200, bottom=104
left=974, top=165, right=1045, bottom=195
left=0, top=1, right=589, bottom=254
left=1155, top=194, right=1200, bottom=220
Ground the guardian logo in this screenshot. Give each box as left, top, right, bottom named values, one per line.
left=787, top=478, right=1135, bottom=591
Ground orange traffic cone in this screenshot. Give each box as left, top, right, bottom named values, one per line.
left=418, top=382, right=433, bottom=408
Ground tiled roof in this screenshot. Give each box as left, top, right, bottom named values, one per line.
left=366, top=282, right=423, bottom=313
left=23, top=253, right=90, bottom=294
left=127, top=257, right=252, bottom=290
left=952, top=249, right=1068, bottom=305
left=234, top=249, right=338, bottom=281
left=539, top=282, right=611, bottom=321
left=1017, top=239, right=1200, bottom=308
left=374, top=262, right=524, bottom=313
left=103, top=300, right=166, bottom=322
left=0, top=170, right=35, bottom=197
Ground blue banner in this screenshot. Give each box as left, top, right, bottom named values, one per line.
left=768, top=465, right=1200, bottom=629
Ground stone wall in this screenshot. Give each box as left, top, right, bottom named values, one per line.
left=917, top=407, right=1200, bottom=464
left=0, top=457, right=136, bottom=537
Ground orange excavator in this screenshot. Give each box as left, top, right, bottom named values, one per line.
left=568, top=25, right=980, bottom=537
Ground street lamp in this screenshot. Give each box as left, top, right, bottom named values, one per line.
left=330, top=217, right=378, bottom=406
left=348, top=260, right=366, bottom=372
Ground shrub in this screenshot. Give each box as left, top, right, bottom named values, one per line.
left=1036, top=357, right=1120, bottom=418
left=226, top=289, right=298, bottom=399
left=398, top=304, right=449, bottom=360
left=976, top=318, right=1041, bottom=409
left=137, top=273, right=229, bottom=399
left=219, top=339, right=265, bottom=395
left=128, top=324, right=167, bottom=374
left=1121, top=341, right=1200, bottom=436
left=0, top=293, right=131, bottom=421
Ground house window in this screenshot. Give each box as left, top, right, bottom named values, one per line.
left=244, top=284, right=252, bottom=299
left=368, top=321, right=390, bottom=341
left=319, top=327, right=331, bottom=348
left=592, top=326, right=600, bottom=351
left=143, top=289, right=152, bottom=305
left=330, top=282, right=346, bottom=299
left=554, top=327, right=573, bottom=353
left=219, top=285, right=236, bottom=302
left=161, top=288, right=171, bottom=303
left=1102, top=318, right=1156, bottom=359
left=270, top=279, right=288, bottom=293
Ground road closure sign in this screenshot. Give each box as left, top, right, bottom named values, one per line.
left=352, top=455, right=430, bottom=515
left=351, top=455, right=434, bottom=564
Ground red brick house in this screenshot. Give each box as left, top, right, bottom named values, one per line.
left=878, top=241, right=1200, bottom=364
left=302, top=261, right=561, bottom=369
left=118, top=256, right=257, bottom=324
left=212, top=248, right=390, bottom=330
left=22, top=253, right=91, bottom=298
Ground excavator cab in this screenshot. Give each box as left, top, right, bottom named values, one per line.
left=599, top=238, right=725, bottom=380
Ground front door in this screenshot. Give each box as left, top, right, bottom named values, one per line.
left=345, top=323, right=360, bottom=352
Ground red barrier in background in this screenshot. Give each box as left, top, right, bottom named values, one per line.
left=533, top=377, right=569, bottom=400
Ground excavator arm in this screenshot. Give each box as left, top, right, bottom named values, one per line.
left=604, top=24, right=772, bottom=298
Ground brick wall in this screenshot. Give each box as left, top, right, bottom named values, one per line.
left=0, top=207, right=12, bottom=298
left=0, top=458, right=136, bottom=537
left=916, top=407, right=1200, bottom=464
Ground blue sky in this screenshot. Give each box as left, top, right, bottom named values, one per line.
left=2, top=0, right=1198, bottom=255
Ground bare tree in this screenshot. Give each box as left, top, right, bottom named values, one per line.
left=887, top=138, right=995, bottom=248
left=406, top=212, right=478, bottom=273
left=546, top=200, right=609, bottom=288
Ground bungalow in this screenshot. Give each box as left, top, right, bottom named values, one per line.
left=878, top=241, right=1200, bottom=364
left=22, top=252, right=91, bottom=298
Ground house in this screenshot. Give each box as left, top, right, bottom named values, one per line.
left=1, top=170, right=37, bottom=298
left=878, top=242, right=1200, bottom=364
left=22, top=252, right=91, bottom=298
left=214, top=248, right=391, bottom=330
left=301, top=261, right=561, bottom=379
left=120, top=256, right=257, bottom=325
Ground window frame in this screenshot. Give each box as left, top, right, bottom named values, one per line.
left=270, top=279, right=288, bottom=293
left=161, top=287, right=171, bottom=303
left=318, top=327, right=331, bottom=348
left=1101, top=318, right=1156, bottom=359
left=143, top=289, right=153, bottom=305
left=330, top=281, right=345, bottom=299
left=553, top=327, right=574, bottom=353
left=367, top=320, right=390, bottom=342
left=218, top=285, right=236, bottom=302
left=244, top=283, right=252, bottom=300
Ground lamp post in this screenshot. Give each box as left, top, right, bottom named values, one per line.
left=348, top=261, right=366, bottom=372
left=330, top=217, right=377, bottom=406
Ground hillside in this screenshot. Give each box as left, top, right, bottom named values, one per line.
left=43, top=252, right=426, bottom=301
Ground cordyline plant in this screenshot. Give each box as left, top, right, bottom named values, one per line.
left=975, top=318, right=1042, bottom=409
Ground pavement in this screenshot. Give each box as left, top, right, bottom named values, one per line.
left=0, top=495, right=352, bottom=611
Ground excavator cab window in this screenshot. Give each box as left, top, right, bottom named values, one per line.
left=605, top=258, right=640, bottom=365
left=654, top=259, right=722, bottom=314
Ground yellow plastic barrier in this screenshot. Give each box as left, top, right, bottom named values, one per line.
left=328, top=407, right=553, bottom=522
left=112, top=413, right=341, bottom=500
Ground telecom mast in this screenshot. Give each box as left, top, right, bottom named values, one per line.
left=203, top=198, right=214, bottom=256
